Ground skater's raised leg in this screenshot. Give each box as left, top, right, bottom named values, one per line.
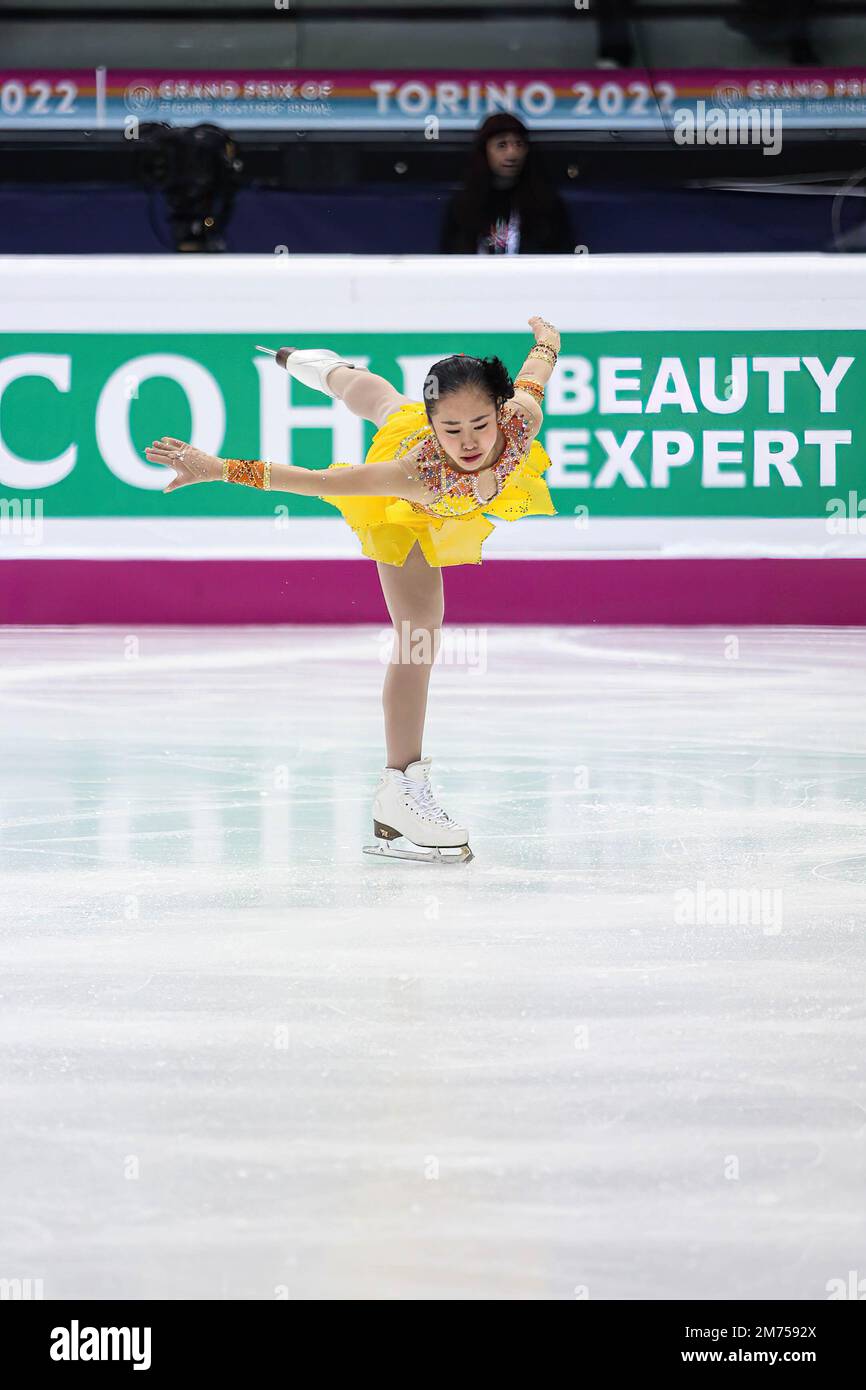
left=326, top=365, right=411, bottom=428
left=275, top=345, right=411, bottom=427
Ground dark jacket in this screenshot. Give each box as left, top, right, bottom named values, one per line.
left=440, top=182, right=573, bottom=255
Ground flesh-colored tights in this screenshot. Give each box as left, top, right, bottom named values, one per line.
left=328, top=365, right=443, bottom=772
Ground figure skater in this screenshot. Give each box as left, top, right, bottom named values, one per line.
left=145, top=316, right=560, bottom=864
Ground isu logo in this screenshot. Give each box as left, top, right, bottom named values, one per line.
left=124, top=83, right=154, bottom=114
left=713, top=84, right=743, bottom=106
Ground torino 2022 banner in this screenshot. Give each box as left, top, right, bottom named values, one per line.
left=1, top=68, right=866, bottom=130
left=0, top=255, right=864, bottom=560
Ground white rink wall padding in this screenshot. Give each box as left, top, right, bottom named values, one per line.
left=1, top=254, right=865, bottom=622
left=3, top=253, right=865, bottom=333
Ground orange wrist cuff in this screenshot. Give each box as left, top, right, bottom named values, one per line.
left=222, top=458, right=272, bottom=490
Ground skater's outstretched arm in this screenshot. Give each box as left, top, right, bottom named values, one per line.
left=506, top=315, right=561, bottom=439
left=144, top=438, right=431, bottom=502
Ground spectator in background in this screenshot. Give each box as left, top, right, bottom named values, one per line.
left=595, top=0, right=634, bottom=69
left=725, top=0, right=820, bottom=65
left=440, top=113, right=573, bottom=255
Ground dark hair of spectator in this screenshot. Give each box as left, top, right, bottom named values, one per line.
left=442, top=113, right=568, bottom=254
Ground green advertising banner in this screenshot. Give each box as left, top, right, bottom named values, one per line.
left=0, top=331, right=860, bottom=521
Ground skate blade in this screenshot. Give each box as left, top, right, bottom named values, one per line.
left=363, top=839, right=474, bottom=865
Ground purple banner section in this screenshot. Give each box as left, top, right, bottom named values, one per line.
left=0, top=560, right=862, bottom=625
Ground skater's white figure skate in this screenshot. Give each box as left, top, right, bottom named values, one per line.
left=363, top=757, right=474, bottom=865
left=256, top=345, right=369, bottom=398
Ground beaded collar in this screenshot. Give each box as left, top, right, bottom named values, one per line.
left=395, top=404, right=532, bottom=517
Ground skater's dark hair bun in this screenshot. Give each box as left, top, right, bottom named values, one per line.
left=423, top=354, right=514, bottom=418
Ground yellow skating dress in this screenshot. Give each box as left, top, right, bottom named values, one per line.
left=320, top=400, right=556, bottom=567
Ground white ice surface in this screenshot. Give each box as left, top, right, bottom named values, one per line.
left=0, top=625, right=863, bottom=1301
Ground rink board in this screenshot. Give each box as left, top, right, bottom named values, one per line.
left=1, top=254, right=865, bottom=622
left=1, top=558, right=865, bottom=626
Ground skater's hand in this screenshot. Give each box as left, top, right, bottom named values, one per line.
left=528, top=316, right=560, bottom=352
left=145, top=438, right=222, bottom=492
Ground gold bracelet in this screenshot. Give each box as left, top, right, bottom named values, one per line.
left=222, top=458, right=271, bottom=490
left=514, top=376, right=545, bottom=405
left=529, top=343, right=558, bottom=367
